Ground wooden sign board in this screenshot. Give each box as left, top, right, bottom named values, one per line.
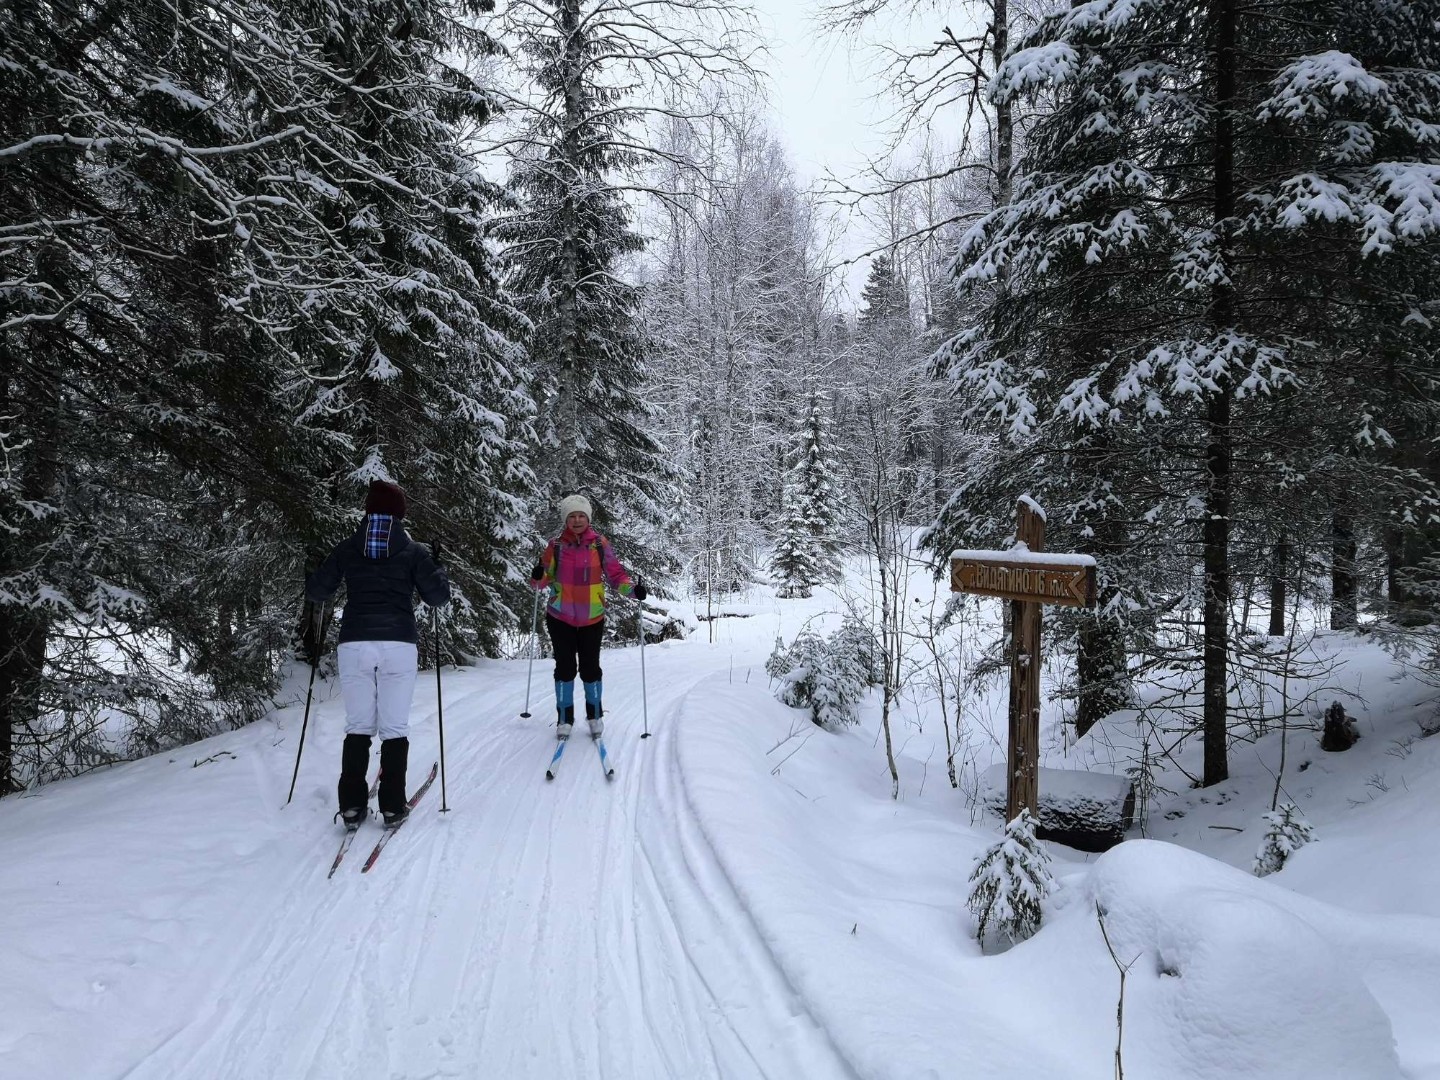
left=950, top=554, right=1096, bottom=608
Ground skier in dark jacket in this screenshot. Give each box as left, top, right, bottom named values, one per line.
left=307, top=479, right=449, bottom=827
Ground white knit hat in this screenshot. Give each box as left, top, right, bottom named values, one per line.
left=558, top=494, right=593, bottom=521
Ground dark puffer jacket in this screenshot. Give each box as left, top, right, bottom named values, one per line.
left=306, top=517, right=450, bottom=644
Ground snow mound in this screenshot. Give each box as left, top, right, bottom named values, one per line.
left=676, top=677, right=1409, bottom=1080
left=1058, top=840, right=1401, bottom=1080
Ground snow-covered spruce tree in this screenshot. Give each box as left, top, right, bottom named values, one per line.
left=1253, top=803, right=1316, bottom=877
left=771, top=391, right=842, bottom=597
left=254, top=0, right=534, bottom=658
left=967, top=808, right=1054, bottom=947
left=927, top=0, right=1440, bottom=784
left=497, top=1, right=756, bottom=578
left=0, top=0, right=345, bottom=788
left=765, top=618, right=882, bottom=729
left=771, top=483, right=814, bottom=599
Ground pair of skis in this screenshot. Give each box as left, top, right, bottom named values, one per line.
left=329, top=730, right=609, bottom=875
left=545, top=732, right=615, bottom=782
left=327, top=761, right=439, bottom=879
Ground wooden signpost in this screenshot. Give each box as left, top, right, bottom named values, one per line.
left=950, top=497, right=1097, bottom=822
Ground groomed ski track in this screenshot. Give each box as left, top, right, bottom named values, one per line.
left=8, top=640, right=858, bottom=1080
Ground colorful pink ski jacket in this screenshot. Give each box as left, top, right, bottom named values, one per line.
left=531, top=527, right=635, bottom=627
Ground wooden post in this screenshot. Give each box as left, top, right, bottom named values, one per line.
left=1007, top=500, right=1045, bottom=821
left=951, top=497, right=1096, bottom=823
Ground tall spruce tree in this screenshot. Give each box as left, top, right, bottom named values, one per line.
left=0, top=0, right=325, bottom=788
left=927, top=0, right=1440, bottom=784
left=264, top=0, right=533, bottom=657
left=500, top=0, right=689, bottom=566
left=771, top=391, right=842, bottom=597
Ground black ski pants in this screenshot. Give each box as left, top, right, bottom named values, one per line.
left=546, top=615, right=604, bottom=683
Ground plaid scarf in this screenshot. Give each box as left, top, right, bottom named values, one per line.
left=364, top=514, right=393, bottom=559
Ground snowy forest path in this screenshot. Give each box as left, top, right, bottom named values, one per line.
left=15, top=634, right=856, bottom=1080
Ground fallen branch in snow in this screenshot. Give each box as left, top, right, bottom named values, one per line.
left=769, top=733, right=816, bottom=775
left=1096, top=902, right=1138, bottom=1080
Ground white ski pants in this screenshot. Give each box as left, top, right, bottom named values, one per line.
left=338, top=640, right=418, bottom=741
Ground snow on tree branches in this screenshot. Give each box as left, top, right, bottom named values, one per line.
left=967, top=808, right=1055, bottom=947
left=1253, top=803, right=1317, bottom=877
left=765, top=618, right=882, bottom=729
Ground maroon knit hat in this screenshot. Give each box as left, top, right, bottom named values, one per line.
left=364, top=479, right=407, bottom=519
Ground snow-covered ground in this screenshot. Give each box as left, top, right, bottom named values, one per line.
left=3, top=559, right=1439, bottom=1079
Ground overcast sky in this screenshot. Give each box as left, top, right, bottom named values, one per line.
left=748, top=2, right=890, bottom=184
left=745, top=0, right=968, bottom=305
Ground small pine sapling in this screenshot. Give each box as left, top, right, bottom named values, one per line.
left=967, top=808, right=1055, bottom=946
left=765, top=621, right=883, bottom=728
left=1252, top=803, right=1316, bottom=877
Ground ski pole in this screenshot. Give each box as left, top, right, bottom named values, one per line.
left=520, top=586, right=541, bottom=718
left=286, top=603, right=325, bottom=806
left=434, top=605, right=449, bottom=813
left=638, top=581, right=651, bottom=739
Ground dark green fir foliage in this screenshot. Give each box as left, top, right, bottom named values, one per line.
left=967, top=808, right=1054, bottom=946
left=0, top=0, right=529, bottom=790
left=925, top=0, right=1440, bottom=782
left=261, top=0, right=534, bottom=658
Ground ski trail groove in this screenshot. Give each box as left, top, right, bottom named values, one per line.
left=112, top=653, right=860, bottom=1080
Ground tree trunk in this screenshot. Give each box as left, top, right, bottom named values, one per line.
left=871, top=492, right=901, bottom=800
left=1202, top=0, right=1238, bottom=787
left=1076, top=618, right=1128, bottom=738
left=556, top=0, right=584, bottom=493
left=1331, top=511, right=1357, bottom=630
left=1384, top=524, right=1432, bottom=625
left=1268, top=529, right=1288, bottom=637
left=0, top=367, right=58, bottom=795
left=993, top=0, right=1012, bottom=208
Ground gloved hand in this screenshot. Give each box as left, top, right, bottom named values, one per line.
left=531, top=563, right=545, bottom=581
left=633, top=582, right=648, bottom=601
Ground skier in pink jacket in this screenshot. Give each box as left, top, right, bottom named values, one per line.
left=529, top=495, right=646, bottom=740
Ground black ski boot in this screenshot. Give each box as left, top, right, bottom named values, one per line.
left=378, top=737, right=410, bottom=827
left=337, top=734, right=371, bottom=826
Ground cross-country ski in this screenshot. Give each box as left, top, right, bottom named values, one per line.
left=593, top=733, right=615, bottom=780
left=359, top=761, right=439, bottom=874
left=544, top=738, right=567, bottom=781
left=326, top=773, right=383, bottom=879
